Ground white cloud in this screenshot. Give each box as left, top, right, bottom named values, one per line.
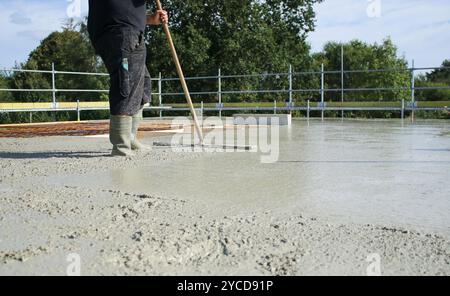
left=0, top=0, right=88, bottom=69
left=0, top=0, right=448, bottom=70
left=9, top=11, right=32, bottom=25
left=308, top=0, right=450, bottom=68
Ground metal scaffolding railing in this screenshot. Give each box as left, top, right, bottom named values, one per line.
left=1, top=62, right=450, bottom=122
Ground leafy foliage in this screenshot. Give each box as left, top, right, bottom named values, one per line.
left=416, top=60, right=450, bottom=101
left=0, top=74, right=13, bottom=102
left=313, top=39, right=410, bottom=103
left=2, top=1, right=448, bottom=123
left=145, top=0, right=321, bottom=103
left=9, top=20, right=109, bottom=104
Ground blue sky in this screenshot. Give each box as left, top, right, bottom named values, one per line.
left=0, top=0, right=449, bottom=69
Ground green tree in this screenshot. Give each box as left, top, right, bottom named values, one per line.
left=313, top=39, right=410, bottom=103
left=427, top=60, right=450, bottom=82
left=10, top=19, right=108, bottom=104
left=416, top=60, right=450, bottom=102
left=0, top=74, right=13, bottom=102
left=4, top=20, right=109, bottom=123
left=145, top=0, right=321, bottom=103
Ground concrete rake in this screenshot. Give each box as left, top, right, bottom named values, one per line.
left=153, top=0, right=254, bottom=151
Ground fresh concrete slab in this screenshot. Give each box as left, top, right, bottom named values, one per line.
left=233, top=114, right=292, bottom=126
left=0, top=120, right=449, bottom=275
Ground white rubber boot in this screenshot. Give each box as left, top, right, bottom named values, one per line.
left=110, top=116, right=134, bottom=157
left=131, top=108, right=151, bottom=151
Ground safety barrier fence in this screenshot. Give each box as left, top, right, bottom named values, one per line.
left=1, top=63, right=449, bottom=122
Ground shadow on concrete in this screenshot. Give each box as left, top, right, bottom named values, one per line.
left=414, top=148, right=450, bottom=152
left=0, top=151, right=111, bottom=159
left=277, top=160, right=450, bottom=164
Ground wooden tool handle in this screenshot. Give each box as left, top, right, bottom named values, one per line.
left=155, top=0, right=204, bottom=142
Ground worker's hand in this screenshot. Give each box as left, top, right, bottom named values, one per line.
left=147, top=10, right=168, bottom=25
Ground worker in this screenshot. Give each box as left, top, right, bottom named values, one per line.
left=87, top=1, right=168, bottom=156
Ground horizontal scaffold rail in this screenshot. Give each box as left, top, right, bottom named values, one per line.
left=1, top=101, right=449, bottom=113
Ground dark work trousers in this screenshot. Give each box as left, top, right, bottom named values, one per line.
left=92, top=27, right=151, bottom=116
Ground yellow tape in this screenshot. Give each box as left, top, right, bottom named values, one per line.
left=0, top=102, right=109, bottom=110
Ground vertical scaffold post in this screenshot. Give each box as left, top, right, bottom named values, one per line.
left=51, top=63, right=57, bottom=122
left=307, top=99, right=311, bottom=121
left=218, top=68, right=222, bottom=118
left=321, top=63, right=325, bottom=121
left=158, top=72, right=163, bottom=118
left=51, top=63, right=56, bottom=108
left=401, top=99, right=405, bottom=120
left=341, top=45, right=344, bottom=120
left=77, top=100, right=81, bottom=122
left=289, top=64, right=293, bottom=114
left=411, top=60, right=415, bottom=123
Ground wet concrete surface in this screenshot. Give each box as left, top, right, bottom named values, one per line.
left=50, top=119, right=450, bottom=235
left=1, top=119, right=449, bottom=275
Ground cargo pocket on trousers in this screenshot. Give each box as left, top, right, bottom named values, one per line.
left=119, top=57, right=131, bottom=98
